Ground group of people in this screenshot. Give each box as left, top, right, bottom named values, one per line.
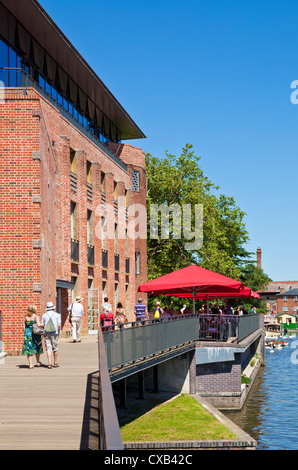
left=198, top=303, right=256, bottom=315
left=22, top=295, right=85, bottom=369
left=22, top=301, right=61, bottom=369
left=100, top=297, right=129, bottom=329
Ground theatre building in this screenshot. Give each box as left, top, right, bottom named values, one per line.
left=0, top=0, right=147, bottom=354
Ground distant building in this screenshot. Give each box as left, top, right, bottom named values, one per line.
left=276, top=288, right=298, bottom=316
left=256, top=247, right=298, bottom=312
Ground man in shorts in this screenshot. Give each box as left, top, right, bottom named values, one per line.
left=134, top=298, right=148, bottom=325
left=42, top=301, right=61, bottom=369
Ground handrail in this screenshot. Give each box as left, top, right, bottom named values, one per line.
left=98, top=326, right=123, bottom=450
left=102, top=314, right=200, bottom=372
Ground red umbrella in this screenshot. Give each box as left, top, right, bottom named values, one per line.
left=171, top=286, right=260, bottom=300
left=138, top=265, right=246, bottom=312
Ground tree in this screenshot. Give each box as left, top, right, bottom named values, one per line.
left=146, top=144, right=251, bottom=281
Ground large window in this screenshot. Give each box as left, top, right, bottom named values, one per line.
left=0, top=37, right=119, bottom=145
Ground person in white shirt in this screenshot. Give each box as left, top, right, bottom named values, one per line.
left=68, top=296, right=84, bottom=343
left=42, top=302, right=61, bottom=369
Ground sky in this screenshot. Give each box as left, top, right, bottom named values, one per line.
left=39, top=0, right=298, bottom=282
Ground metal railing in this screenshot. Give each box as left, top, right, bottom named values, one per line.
left=198, top=314, right=260, bottom=342
left=102, top=315, right=200, bottom=372
left=98, top=326, right=123, bottom=450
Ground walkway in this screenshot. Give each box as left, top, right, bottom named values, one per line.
left=0, top=334, right=99, bottom=450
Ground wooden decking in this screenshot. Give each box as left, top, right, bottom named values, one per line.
left=0, top=334, right=99, bottom=450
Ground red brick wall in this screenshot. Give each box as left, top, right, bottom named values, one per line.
left=0, top=88, right=147, bottom=354
left=277, top=296, right=298, bottom=314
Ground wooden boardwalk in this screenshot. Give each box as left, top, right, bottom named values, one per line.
left=0, top=335, right=99, bottom=450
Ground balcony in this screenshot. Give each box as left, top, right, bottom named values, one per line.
left=71, top=239, right=79, bottom=263
left=87, top=244, right=94, bottom=266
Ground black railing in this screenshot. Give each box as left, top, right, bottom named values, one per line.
left=102, top=249, right=108, bottom=269
left=71, top=239, right=79, bottom=262
left=87, top=244, right=94, bottom=266
left=103, top=315, right=200, bottom=372
left=198, top=314, right=260, bottom=342
left=114, top=253, right=120, bottom=271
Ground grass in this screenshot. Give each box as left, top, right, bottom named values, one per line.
left=120, top=394, right=237, bottom=442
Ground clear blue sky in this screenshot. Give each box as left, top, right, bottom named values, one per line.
left=40, top=0, right=298, bottom=282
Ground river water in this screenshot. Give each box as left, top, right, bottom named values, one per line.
left=225, top=334, right=298, bottom=450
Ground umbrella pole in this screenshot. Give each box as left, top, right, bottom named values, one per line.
left=193, top=289, right=196, bottom=314
left=206, top=295, right=209, bottom=314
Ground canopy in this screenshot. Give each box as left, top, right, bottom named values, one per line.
left=138, top=265, right=247, bottom=313
left=138, top=265, right=244, bottom=296
left=171, top=286, right=260, bottom=300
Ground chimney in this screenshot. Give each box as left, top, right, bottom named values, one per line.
left=257, top=247, right=262, bottom=269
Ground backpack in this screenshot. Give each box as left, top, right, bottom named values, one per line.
left=103, top=312, right=113, bottom=326
left=45, top=313, right=56, bottom=333
left=154, top=307, right=161, bottom=319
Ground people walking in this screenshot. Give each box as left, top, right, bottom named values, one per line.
left=22, top=304, right=44, bottom=369
left=115, top=302, right=128, bottom=327
left=42, top=302, right=61, bottom=369
left=134, top=298, right=148, bottom=325
left=68, top=296, right=84, bottom=343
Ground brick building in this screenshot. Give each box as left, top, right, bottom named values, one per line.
left=0, top=0, right=147, bottom=354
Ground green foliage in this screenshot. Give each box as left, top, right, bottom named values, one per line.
left=146, top=144, right=251, bottom=281
left=145, top=144, right=272, bottom=311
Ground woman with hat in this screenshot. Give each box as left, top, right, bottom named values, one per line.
left=67, top=296, right=84, bottom=343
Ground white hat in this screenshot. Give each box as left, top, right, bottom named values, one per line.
left=76, top=296, right=83, bottom=302
left=46, top=301, right=55, bottom=310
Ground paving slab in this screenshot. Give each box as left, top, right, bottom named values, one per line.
left=0, top=335, right=99, bottom=450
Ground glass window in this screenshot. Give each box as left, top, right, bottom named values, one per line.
left=0, top=39, right=9, bottom=68
left=9, top=47, right=17, bottom=68
left=132, top=170, right=140, bottom=191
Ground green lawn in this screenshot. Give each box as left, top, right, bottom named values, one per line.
left=120, top=394, right=237, bottom=442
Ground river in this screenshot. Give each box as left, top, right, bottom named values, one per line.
left=225, top=334, right=298, bottom=450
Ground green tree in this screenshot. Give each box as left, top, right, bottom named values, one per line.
left=146, top=144, right=251, bottom=281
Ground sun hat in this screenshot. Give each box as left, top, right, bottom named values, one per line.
left=76, top=296, right=83, bottom=302
left=46, top=301, right=55, bottom=310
